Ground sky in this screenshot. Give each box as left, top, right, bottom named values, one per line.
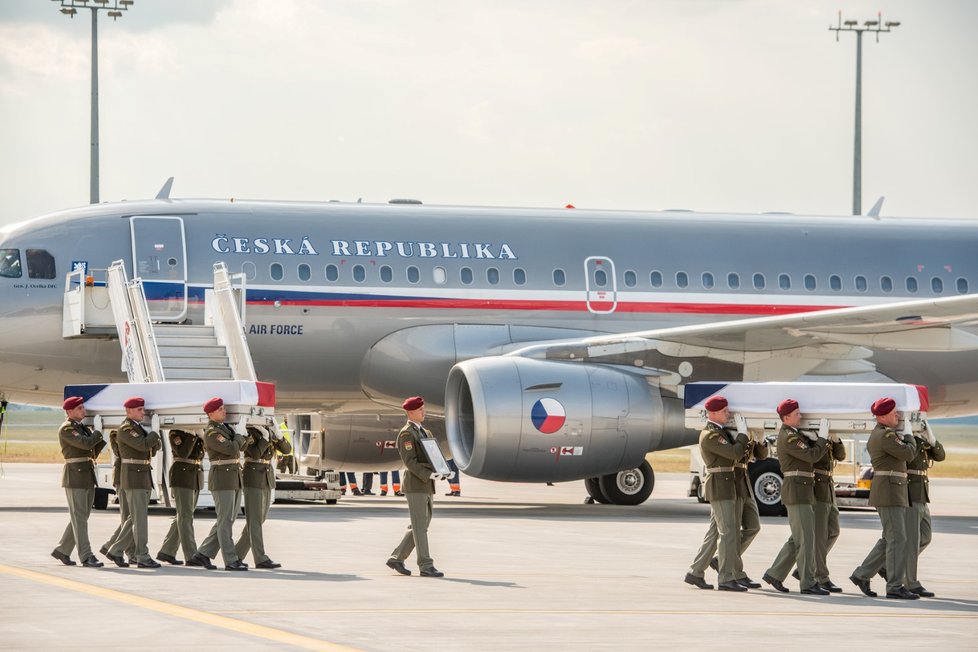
left=1, top=0, right=976, bottom=227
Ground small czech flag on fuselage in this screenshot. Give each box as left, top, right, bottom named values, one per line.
left=531, top=398, right=566, bottom=434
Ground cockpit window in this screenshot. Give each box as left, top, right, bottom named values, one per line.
left=0, top=249, right=22, bottom=278
left=26, top=249, right=56, bottom=279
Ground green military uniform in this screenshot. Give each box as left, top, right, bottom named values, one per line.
left=764, top=425, right=828, bottom=591
left=54, top=419, right=105, bottom=562
left=688, top=421, right=750, bottom=585
left=107, top=417, right=161, bottom=565
left=197, top=419, right=247, bottom=566
left=852, top=423, right=918, bottom=594
left=389, top=421, right=437, bottom=571
left=689, top=435, right=769, bottom=581
left=810, top=436, right=846, bottom=586
left=101, top=430, right=133, bottom=559
left=235, top=427, right=292, bottom=565
left=158, top=429, right=205, bottom=561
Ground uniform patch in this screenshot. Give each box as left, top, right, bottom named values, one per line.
left=217, top=435, right=226, bottom=442
left=130, top=431, right=140, bottom=438
left=404, top=441, right=413, bottom=451
left=796, top=440, right=807, bottom=449
left=717, top=436, right=727, bottom=445
left=174, top=436, right=182, bottom=446
left=72, top=430, right=81, bottom=437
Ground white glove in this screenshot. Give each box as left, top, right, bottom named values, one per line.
left=93, top=415, right=103, bottom=433
left=828, top=430, right=841, bottom=444
left=734, top=414, right=748, bottom=436
left=923, top=420, right=937, bottom=446
left=816, top=418, right=829, bottom=440
left=234, top=416, right=249, bottom=437
left=150, top=413, right=161, bottom=434
left=902, top=417, right=913, bottom=438
left=430, top=472, right=442, bottom=480
left=270, top=425, right=283, bottom=441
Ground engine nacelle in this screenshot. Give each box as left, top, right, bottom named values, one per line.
left=445, top=357, right=680, bottom=482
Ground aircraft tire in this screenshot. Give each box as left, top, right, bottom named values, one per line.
left=749, top=458, right=787, bottom=517
left=585, top=477, right=612, bottom=504
left=598, top=461, right=655, bottom=506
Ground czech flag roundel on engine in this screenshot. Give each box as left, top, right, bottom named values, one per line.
left=531, top=398, right=566, bottom=434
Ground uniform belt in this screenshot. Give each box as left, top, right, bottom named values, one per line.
left=173, top=457, right=202, bottom=465
left=705, top=466, right=735, bottom=473
left=64, top=456, right=93, bottom=463
left=813, top=469, right=833, bottom=476
left=210, top=459, right=241, bottom=466
left=121, top=458, right=151, bottom=465
left=783, top=471, right=815, bottom=478
left=907, top=469, right=928, bottom=476
left=244, top=458, right=270, bottom=465
left=873, top=470, right=907, bottom=478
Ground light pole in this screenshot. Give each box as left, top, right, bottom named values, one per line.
left=50, top=0, right=135, bottom=205
left=830, top=11, right=900, bottom=216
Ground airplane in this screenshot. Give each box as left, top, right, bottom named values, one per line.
left=2, top=189, right=978, bottom=505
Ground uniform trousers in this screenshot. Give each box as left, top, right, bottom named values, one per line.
left=766, top=502, right=817, bottom=589
left=56, top=487, right=95, bottom=560
left=854, top=505, right=909, bottom=593
left=102, top=486, right=134, bottom=556
left=235, top=486, right=272, bottom=564
left=688, top=495, right=758, bottom=580
left=198, top=488, right=242, bottom=565
left=694, top=497, right=741, bottom=584
left=158, top=487, right=200, bottom=560
left=108, top=488, right=152, bottom=564
left=906, top=502, right=931, bottom=590
left=390, top=492, right=433, bottom=570
left=813, top=499, right=840, bottom=583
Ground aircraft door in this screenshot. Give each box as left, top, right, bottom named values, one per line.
left=584, top=256, right=617, bottom=314
left=130, top=216, right=188, bottom=321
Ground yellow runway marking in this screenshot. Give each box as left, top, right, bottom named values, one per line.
left=0, top=564, right=360, bottom=652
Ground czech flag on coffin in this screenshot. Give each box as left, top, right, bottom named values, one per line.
left=531, top=398, right=566, bottom=434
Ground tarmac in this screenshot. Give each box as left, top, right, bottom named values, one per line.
left=0, top=463, right=975, bottom=651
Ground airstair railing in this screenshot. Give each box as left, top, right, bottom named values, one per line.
left=106, top=260, right=165, bottom=382
left=211, top=262, right=257, bottom=381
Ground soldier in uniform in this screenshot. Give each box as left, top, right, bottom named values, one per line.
left=235, top=425, right=292, bottom=569
left=99, top=428, right=133, bottom=562
left=684, top=395, right=751, bottom=591
left=52, top=396, right=105, bottom=568
left=105, top=397, right=162, bottom=568
left=808, top=420, right=847, bottom=592
left=762, top=398, right=830, bottom=595
left=156, top=429, right=205, bottom=565
left=386, top=396, right=446, bottom=578
left=192, top=397, right=249, bottom=571
left=850, top=397, right=920, bottom=599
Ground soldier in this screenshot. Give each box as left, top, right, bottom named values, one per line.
left=684, top=395, right=751, bottom=591
left=850, top=397, right=920, bottom=599
left=51, top=396, right=105, bottom=568
left=809, top=419, right=847, bottom=592
left=105, top=397, right=162, bottom=568
left=156, top=429, right=205, bottom=565
left=386, top=396, right=446, bottom=578
left=99, top=428, right=134, bottom=562
left=235, top=425, right=292, bottom=569
left=191, top=397, right=248, bottom=571
left=762, top=398, right=830, bottom=595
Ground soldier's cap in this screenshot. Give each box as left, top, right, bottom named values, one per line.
left=123, top=397, right=145, bottom=409
left=871, top=397, right=896, bottom=417
left=704, top=396, right=727, bottom=412
left=203, top=397, right=224, bottom=414
left=401, top=396, right=425, bottom=411
left=777, top=398, right=799, bottom=417
left=62, top=396, right=84, bottom=410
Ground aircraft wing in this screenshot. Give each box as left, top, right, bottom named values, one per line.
left=508, top=294, right=978, bottom=381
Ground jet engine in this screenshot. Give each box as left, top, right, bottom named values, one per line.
left=445, top=356, right=685, bottom=483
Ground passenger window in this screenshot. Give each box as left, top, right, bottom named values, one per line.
left=595, top=270, right=608, bottom=287
left=957, top=278, right=969, bottom=294
left=461, top=267, right=473, bottom=285
left=241, top=262, right=256, bottom=281
left=830, top=275, right=842, bottom=291
left=26, top=249, right=56, bottom=279
left=753, top=273, right=765, bottom=290
left=778, top=274, right=790, bottom=290
left=702, top=272, right=714, bottom=289
left=514, top=268, right=526, bottom=286
left=804, top=274, right=816, bottom=291
left=650, top=271, right=663, bottom=288
left=353, top=265, right=365, bottom=282
left=0, top=249, right=22, bottom=278
left=727, top=273, right=740, bottom=290
left=906, top=277, right=918, bottom=293
left=298, top=263, right=311, bottom=282
left=855, top=275, right=867, bottom=292
left=325, top=264, right=339, bottom=282
left=624, top=270, right=636, bottom=287
left=932, top=277, right=943, bottom=294
left=676, top=271, right=688, bottom=289
left=270, top=263, right=284, bottom=281
left=553, top=269, right=566, bottom=286
left=380, top=265, right=393, bottom=283
left=487, top=268, right=499, bottom=285
left=880, top=276, right=892, bottom=293
left=407, top=266, right=420, bottom=284
left=433, top=267, right=447, bottom=285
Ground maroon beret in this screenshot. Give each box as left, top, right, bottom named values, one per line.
left=704, top=396, right=728, bottom=412
left=777, top=398, right=799, bottom=418
left=123, top=397, right=145, bottom=409
left=401, top=396, right=425, bottom=411
left=62, top=396, right=84, bottom=410
left=871, top=397, right=896, bottom=417
left=203, top=397, right=224, bottom=414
